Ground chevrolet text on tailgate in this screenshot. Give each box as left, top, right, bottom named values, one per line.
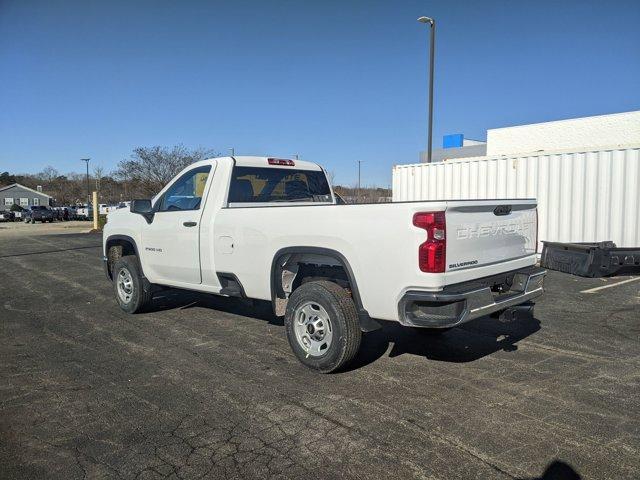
left=103, top=156, right=546, bottom=373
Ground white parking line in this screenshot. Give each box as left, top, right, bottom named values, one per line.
left=581, top=277, right=640, bottom=294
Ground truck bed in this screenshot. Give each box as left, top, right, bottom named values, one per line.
left=209, top=199, right=538, bottom=322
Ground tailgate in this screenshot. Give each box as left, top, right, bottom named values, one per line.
left=445, top=200, right=537, bottom=272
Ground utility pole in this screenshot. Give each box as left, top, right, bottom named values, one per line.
left=81, top=158, right=90, bottom=207
left=357, top=160, right=363, bottom=203
left=229, top=148, right=235, bottom=157
left=418, top=16, right=435, bottom=163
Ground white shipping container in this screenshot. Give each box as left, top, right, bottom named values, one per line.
left=392, top=146, right=640, bottom=251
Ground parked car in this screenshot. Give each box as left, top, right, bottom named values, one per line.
left=0, top=211, right=15, bottom=222
left=13, top=207, right=28, bottom=220
left=57, top=207, right=69, bottom=221
left=103, top=156, right=546, bottom=373
left=21, top=208, right=32, bottom=222
left=76, top=205, right=93, bottom=220
left=60, top=206, right=80, bottom=220
left=28, top=206, right=56, bottom=223
left=51, top=207, right=63, bottom=221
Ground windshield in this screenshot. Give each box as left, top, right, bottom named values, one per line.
left=228, top=166, right=332, bottom=203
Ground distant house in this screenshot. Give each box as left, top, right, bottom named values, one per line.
left=0, top=183, right=53, bottom=211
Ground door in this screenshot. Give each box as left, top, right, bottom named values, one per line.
left=141, top=164, right=212, bottom=285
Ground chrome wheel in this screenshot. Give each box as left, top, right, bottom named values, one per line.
left=293, top=301, right=333, bottom=357
left=116, top=267, right=134, bottom=304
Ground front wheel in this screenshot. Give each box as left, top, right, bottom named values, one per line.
left=112, top=255, right=153, bottom=313
left=284, top=281, right=362, bottom=373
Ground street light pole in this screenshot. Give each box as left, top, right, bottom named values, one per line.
left=357, top=160, right=363, bottom=203
left=81, top=158, right=90, bottom=207
left=418, top=16, right=435, bottom=163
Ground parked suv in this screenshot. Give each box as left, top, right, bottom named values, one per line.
left=28, top=206, right=55, bottom=223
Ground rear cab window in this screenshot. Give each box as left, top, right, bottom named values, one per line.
left=228, top=166, right=332, bottom=205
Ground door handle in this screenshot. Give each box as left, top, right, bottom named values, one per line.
left=183, top=221, right=197, bottom=227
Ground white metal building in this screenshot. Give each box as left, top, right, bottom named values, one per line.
left=487, top=111, right=640, bottom=156
left=393, top=111, right=640, bottom=250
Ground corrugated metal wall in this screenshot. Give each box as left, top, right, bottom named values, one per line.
left=392, top=147, right=640, bottom=250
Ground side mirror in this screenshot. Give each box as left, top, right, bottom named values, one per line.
left=130, top=199, right=154, bottom=223
left=130, top=199, right=152, bottom=214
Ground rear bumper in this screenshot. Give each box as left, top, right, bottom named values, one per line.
left=398, top=266, right=546, bottom=329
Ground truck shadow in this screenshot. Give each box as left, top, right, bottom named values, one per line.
left=521, top=460, right=582, bottom=479
left=148, top=288, right=541, bottom=369
left=148, top=289, right=283, bottom=324
left=346, top=308, right=541, bottom=370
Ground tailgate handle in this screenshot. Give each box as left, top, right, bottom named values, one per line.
left=493, top=205, right=512, bottom=216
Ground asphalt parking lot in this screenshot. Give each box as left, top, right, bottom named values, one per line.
left=1, top=232, right=639, bottom=479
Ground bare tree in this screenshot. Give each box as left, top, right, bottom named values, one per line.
left=0, top=172, right=17, bottom=186
left=115, top=145, right=217, bottom=197
left=39, top=166, right=59, bottom=183
left=333, top=185, right=391, bottom=204
left=93, top=166, right=104, bottom=192
left=6, top=145, right=221, bottom=205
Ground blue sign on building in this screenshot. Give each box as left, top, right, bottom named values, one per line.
left=443, top=134, right=464, bottom=149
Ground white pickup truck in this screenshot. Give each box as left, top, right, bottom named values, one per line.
left=103, top=156, right=545, bottom=372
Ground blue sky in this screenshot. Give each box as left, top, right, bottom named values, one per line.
left=1, top=0, right=639, bottom=186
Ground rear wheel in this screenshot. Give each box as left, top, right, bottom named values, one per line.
left=284, top=280, right=361, bottom=373
left=112, top=255, right=153, bottom=313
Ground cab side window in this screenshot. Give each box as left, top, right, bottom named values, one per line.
left=157, top=166, right=211, bottom=212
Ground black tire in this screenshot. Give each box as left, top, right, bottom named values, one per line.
left=112, top=255, right=153, bottom=313
left=411, top=327, right=452, bottom=336
left=284, top=280, right=362, bottom=373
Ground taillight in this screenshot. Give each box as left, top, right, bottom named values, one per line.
left=413, top=211, right=446, bottom=273
left=268, top=158, right=295, bottom=166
